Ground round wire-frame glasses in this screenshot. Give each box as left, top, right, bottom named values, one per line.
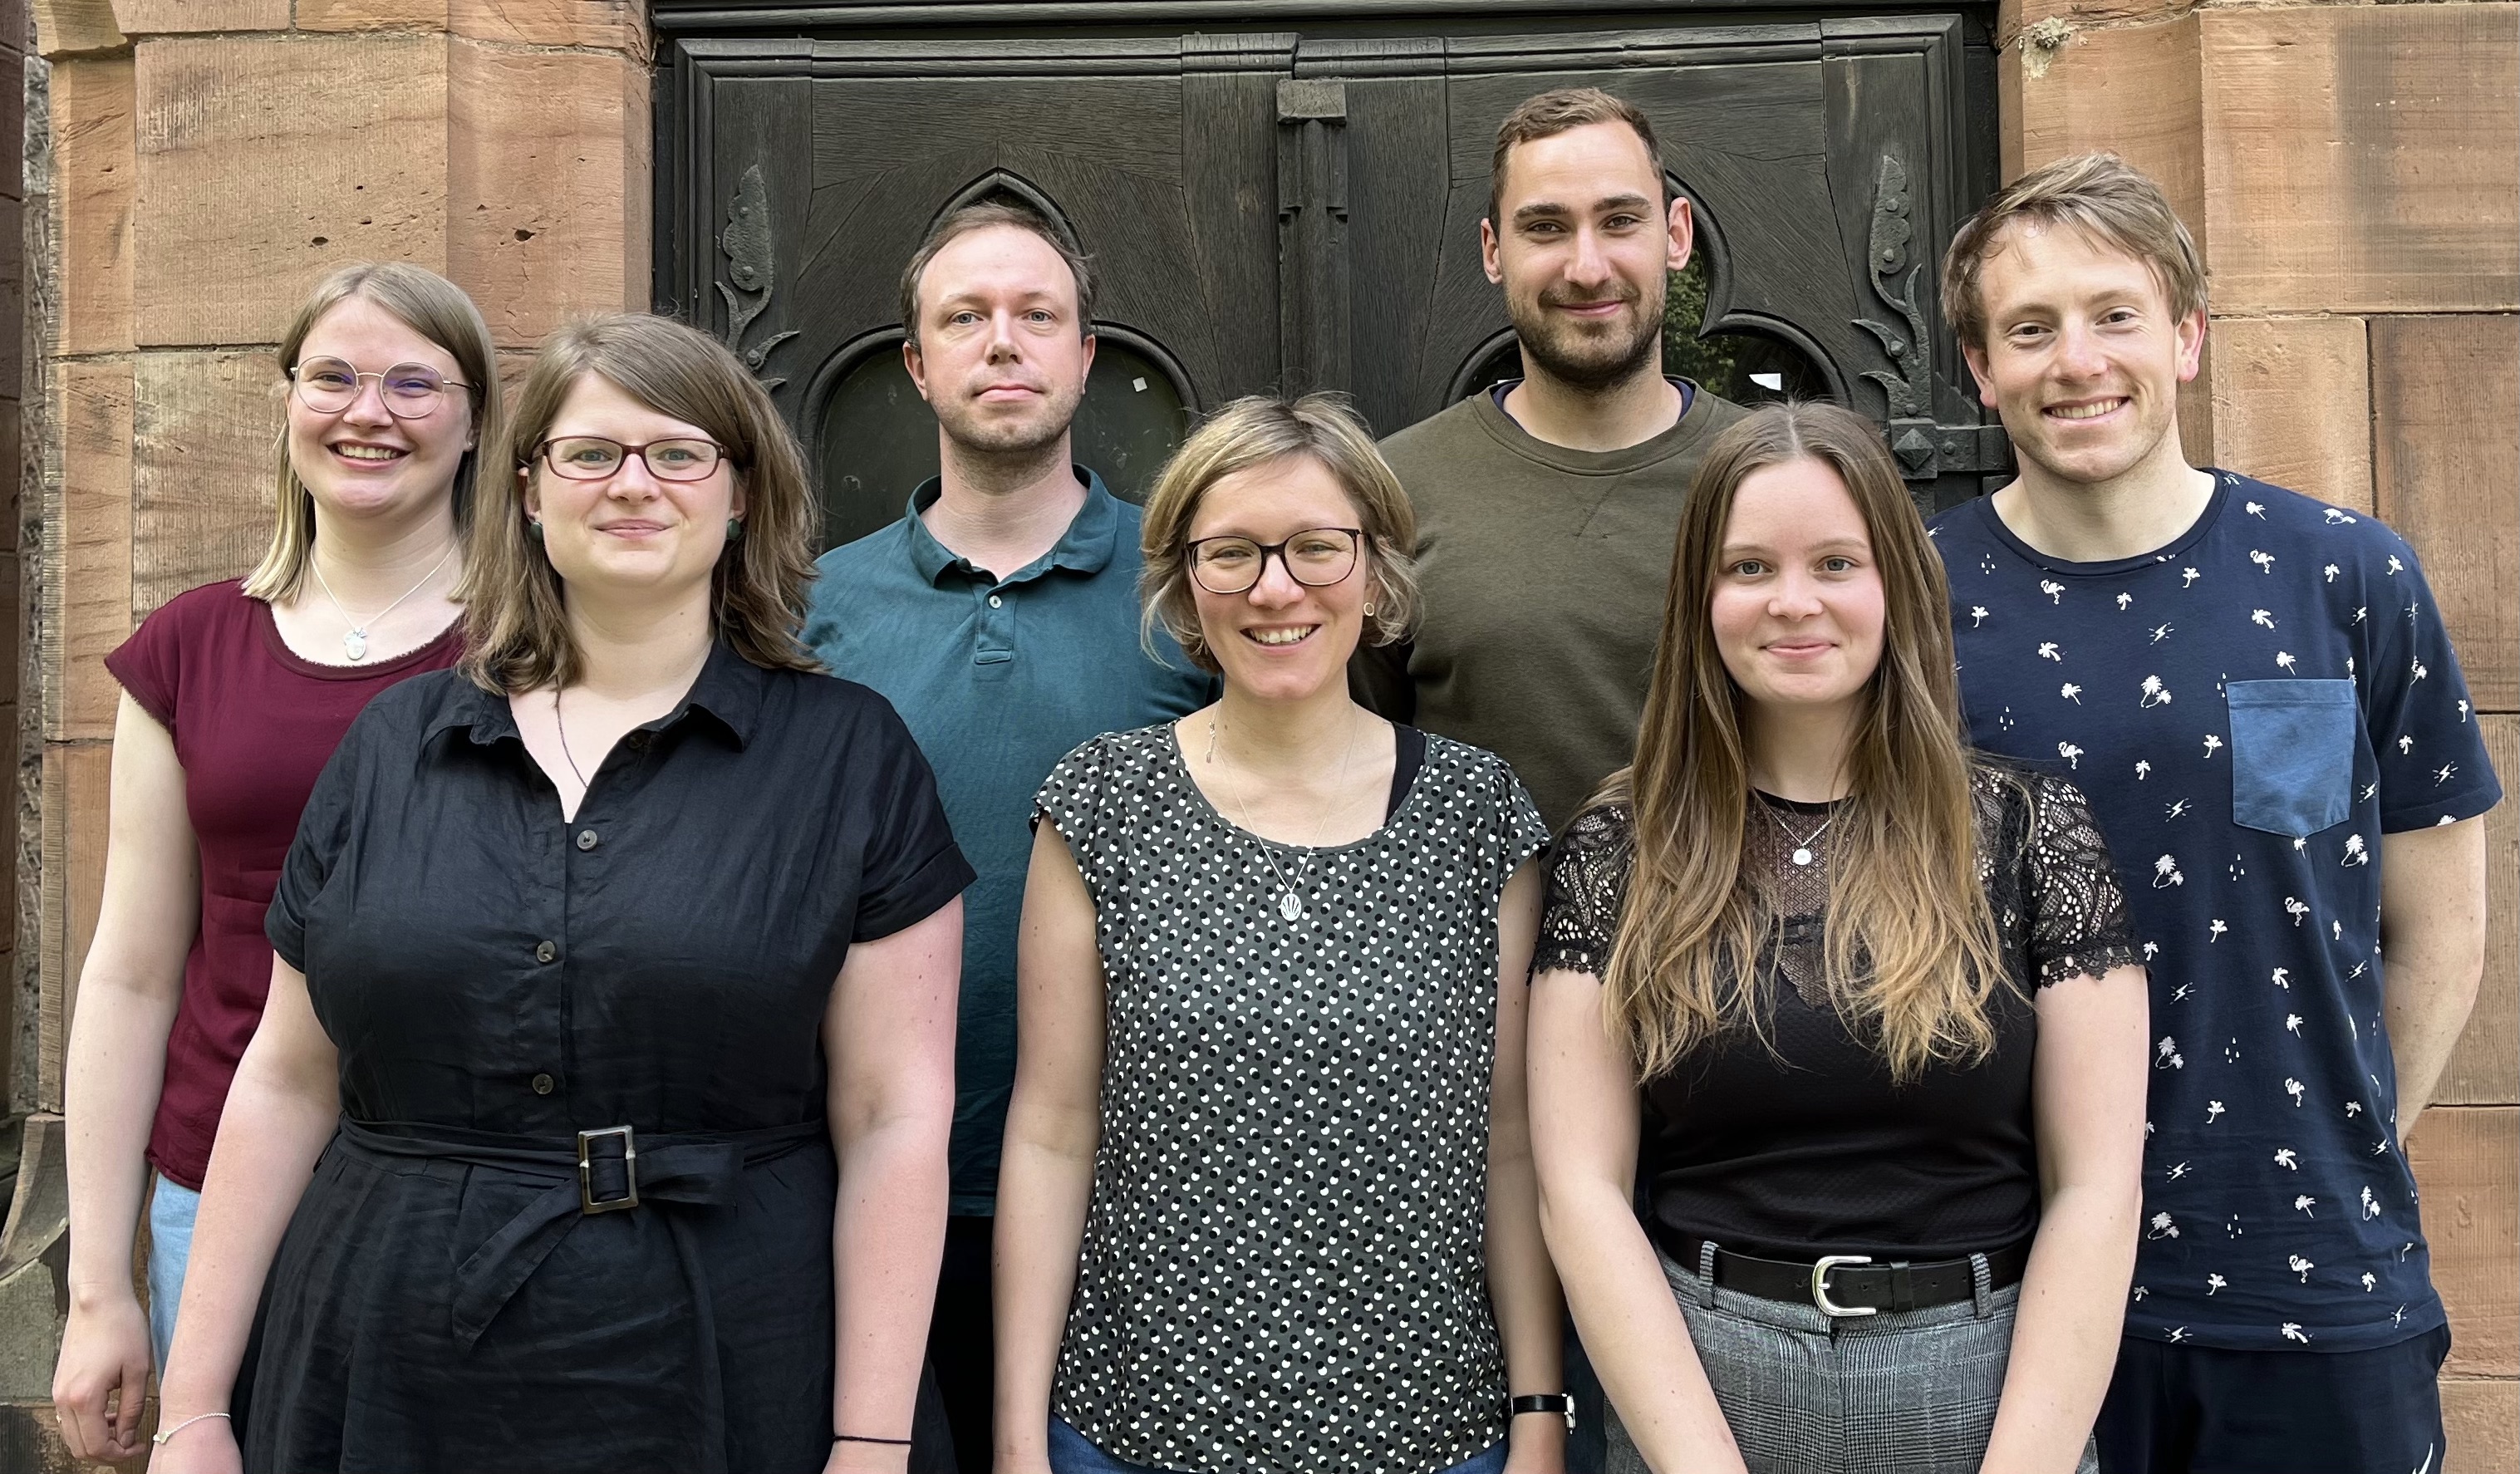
left=287, top=356, right=472, bottom=419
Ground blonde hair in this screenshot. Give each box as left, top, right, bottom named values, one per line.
left=1597, top=402, right=2007, bottom=1084
left=459, top=314, right=820, bottom=693
left=1941, top=152, right=2208, bottom=351
left=1137, top=394, right=1419, bottom=675
left=243, top=263, right=501, bottom=602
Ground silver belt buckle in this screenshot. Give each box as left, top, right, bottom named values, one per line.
left=577, top=1124, right=639, bottom=1214
left=1810, top=1253, right=1877, bottom=1318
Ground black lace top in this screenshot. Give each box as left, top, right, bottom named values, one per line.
left=1539, top=760, right=2139, bottom=1261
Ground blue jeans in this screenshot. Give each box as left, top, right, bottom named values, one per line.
left=1049, top=1417, right=1510, bottom=1474
left=145, top=1172, right=200, bottom=1370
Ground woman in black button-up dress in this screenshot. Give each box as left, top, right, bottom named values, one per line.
left=155, top=315, right=970, bottom=1474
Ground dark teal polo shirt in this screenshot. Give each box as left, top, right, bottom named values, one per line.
left=803, top=469, right=1216, bottom=1214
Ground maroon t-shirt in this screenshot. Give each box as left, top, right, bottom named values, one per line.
left=105, top=579, right=462, bottom=1189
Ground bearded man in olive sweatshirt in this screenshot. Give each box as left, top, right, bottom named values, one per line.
left=1356, top=86, right=1745, bottom=830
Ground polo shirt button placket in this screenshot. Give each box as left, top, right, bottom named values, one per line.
left=974, top=583, right=1014, bottom=668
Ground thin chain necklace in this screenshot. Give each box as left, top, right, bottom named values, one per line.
left=1206, top=709, right=1361, bottom=923
left=552, top=689, right=591, bottom=793
left=308, top=542, right=456, bottom=662
left=1761, top=796, right=1838, bottom=867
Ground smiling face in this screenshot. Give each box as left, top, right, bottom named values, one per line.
left=523, top=372, right=741, bottom=603
left=1963, top=219, right=2205, bottom=489
left=1482, top=120, right=1691, bottom=394
left=1186, top=454, right=1373, bottom=705
left=1708, top=455, right=1886, bottom=723
left=905, top=224, right=1095, bottom=457
left=286, top=295, right=476, bottom=525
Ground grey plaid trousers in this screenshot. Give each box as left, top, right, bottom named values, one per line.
left=1603, top=1246, right=2101, bottom=1474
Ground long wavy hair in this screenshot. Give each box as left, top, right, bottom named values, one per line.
left=1598, top=402, right=2005, bottom=1083
left=459, top=314, right=819, bottom=693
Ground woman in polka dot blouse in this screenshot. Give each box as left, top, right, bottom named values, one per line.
left=995, top=396, right=1565, bottom=1474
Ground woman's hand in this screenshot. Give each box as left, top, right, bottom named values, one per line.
left=144, top=1413, right=244, bottom=1474
left=51, top=1289, right=155, bottom=1462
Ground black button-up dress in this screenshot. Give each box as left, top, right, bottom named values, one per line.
left=243, top=646, right=972, bottom=1472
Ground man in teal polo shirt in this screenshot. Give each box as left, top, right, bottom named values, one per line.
left=803, top=203, right=1213, bottom=1473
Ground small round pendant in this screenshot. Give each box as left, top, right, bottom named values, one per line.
left=1278, top=891, right=1305, bottom=921
left=342, top=629, right=369, bottom=661
left=1791, top=848, right=1815, bottom=867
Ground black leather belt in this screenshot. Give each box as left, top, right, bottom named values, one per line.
left=1680, top=1236, right=2030, bottom=1318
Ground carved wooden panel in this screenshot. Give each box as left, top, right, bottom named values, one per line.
left=656, top=8, right=2005, bottom=526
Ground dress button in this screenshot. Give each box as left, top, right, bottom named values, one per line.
left=577, top=829, right=599, bottom=851
left=987, top=593, right=1004, bottom=608
left=534, top=940, right=558, bottom=964
left=531, top=1073, right=555, bottom=1095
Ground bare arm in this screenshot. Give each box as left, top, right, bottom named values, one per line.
left=2379, top=817, right=2489, bottom=1143
left=824, top=898, right=962, bottom=1472
left=149, top=956, right=342, bottom=1474
left=1485, top=862, right=1566, bottom=1472
left=54, top=695, right=204, bottom=1462
left=992, top=823, right=1107, bottom=1473
left=1980, top=964, right=2149, bottom=1474
left=1527, top=966, right=1746, bottom=1474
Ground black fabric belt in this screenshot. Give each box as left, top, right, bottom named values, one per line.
left=1679, top=1236, right=2031, bottom=1317
left=335, top=1117, right=823, bottom=1350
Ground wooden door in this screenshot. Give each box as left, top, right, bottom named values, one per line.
left=656, top=10, right=2007, bottom=544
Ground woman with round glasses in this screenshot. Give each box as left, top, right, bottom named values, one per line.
left=997, top=395, right=1569, bottom=1474
left=151, top=313, right=970, bottom=1474
left=52, top=263, right=492, bottom=1465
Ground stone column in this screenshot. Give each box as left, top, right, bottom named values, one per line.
left=2, top=0, right=650, bottom=1460
left=2002, top=0, right=2519, bottom=1459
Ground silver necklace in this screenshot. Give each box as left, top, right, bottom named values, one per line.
left=1762, top=798, right=1837, bottom=867
left=1207, top=710, right=1360, bottom=922
left=308, top=543, right=456, bottom=662
left=552, top=690, right=591, bottom=792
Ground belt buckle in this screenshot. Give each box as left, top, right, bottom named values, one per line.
left=577, top=1125, right=639, bottom=1214
left=1810, top=1254, right=1877, bottom=1318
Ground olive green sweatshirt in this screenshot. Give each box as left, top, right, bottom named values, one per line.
left=1354, top=384, right=1746, bottom=832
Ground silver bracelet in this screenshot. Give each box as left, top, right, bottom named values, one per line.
left=153, top=1410, right=233, bottom=1447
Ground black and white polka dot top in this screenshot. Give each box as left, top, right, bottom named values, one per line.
left=1033, top=720, right=1549, bottom=1474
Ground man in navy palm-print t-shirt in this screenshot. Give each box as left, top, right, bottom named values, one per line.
left=1930, top=155, right=2497, bottom=1472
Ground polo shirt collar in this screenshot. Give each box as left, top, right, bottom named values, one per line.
left=901, top=465, right=1122, bottom=587
left=425, top=640, right=766, bottom=751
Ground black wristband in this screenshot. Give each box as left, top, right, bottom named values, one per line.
left=1509, top=1393, right=1576, bottom=1432
left=833, top=1433, right=914, bottom=1447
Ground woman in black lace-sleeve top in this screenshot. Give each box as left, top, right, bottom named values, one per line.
left=1526, top=405, right=2148, bottom=1474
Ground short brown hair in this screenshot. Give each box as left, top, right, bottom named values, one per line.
left=246, top=262, right=502, bottom=602
left=898, top=202, right=1097, bottom=341
left=1138, top=394, right=1421, bottom=675
left=460, top=313, right=820, bottom=692
left=1490, top=86, right=1668, bottom=225
left=1941, top=152, right=2208, bottom=351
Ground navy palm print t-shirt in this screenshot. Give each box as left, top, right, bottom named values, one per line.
left=1931, top=472, right=2500, bottom=1353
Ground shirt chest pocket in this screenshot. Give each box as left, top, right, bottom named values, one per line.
left=2226, top=679, right=2359, bottom=837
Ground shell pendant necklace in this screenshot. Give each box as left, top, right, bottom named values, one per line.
left=309, top=542, right=456, bottom=662
left=1208, top=709, right=1358, bottom=922
left=1762, top=798, right=1837, bottom=867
